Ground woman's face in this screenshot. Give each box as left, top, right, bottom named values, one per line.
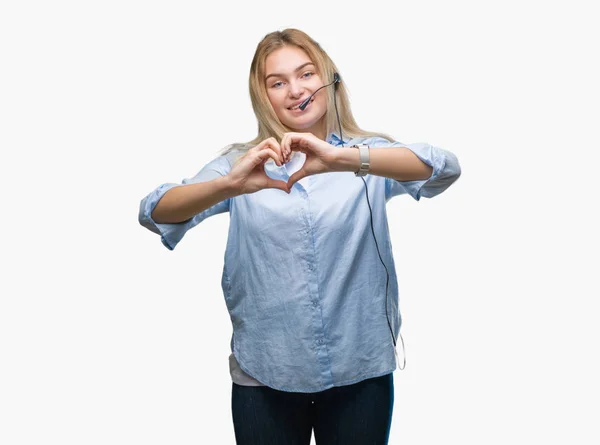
left=264, top=46, right=327, bottom=139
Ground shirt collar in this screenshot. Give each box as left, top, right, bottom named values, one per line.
left=326, top=132, right=347, bottom=147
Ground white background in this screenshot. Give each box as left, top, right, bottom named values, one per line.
left=1, top=1, right=598, bottom=444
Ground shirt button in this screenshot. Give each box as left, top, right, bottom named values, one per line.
left=313, top=300, right=318, bottom=307
left=317, top=339, right=324, bottom=345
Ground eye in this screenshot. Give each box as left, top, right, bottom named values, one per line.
left=270, top=72, right=314, bottom=89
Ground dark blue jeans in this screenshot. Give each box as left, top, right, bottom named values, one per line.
left=231, top=372, right=394, bottom=445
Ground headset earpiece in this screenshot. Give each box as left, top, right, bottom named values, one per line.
left=332, top=72, right=341, bottom=90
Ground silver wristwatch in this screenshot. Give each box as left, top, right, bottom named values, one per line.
left=351, top=144, right=370, bottom=176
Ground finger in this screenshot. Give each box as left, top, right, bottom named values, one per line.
left=280, top=134, right=288, bottom=163
left=255, top=147, right=282, bottom=166
left=283, top=133, right=296, bottom=161
left=288, top=134, right=306, bottom=154
left=247, top=142, right=261, bottom=153
left=251, top=138, right=275, bottom=154
left=283, top=133, right=294, bottom=159
left=265, top=137, right=285, bottom=165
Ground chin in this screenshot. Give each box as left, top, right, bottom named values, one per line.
left=282, top=109, right=326, bottom=131
left=285, top=120, right=314, bottom=130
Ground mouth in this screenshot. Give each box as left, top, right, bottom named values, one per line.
left=288, top=97, right=315, bottom=113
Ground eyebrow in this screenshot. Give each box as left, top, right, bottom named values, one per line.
left=265, top=62, right=315, bottom=81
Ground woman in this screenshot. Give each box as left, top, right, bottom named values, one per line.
left=139, top=28, right=461, bottom=445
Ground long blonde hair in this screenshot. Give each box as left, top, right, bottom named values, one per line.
left=217, top=28, right=395, bottom=159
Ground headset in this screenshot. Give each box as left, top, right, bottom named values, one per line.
left=298, top=73, right=406, bottom=370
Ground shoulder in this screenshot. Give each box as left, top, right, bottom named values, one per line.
left=351, top=136, right=404, bottom=148
left=213, top=145, right=250, bottom=170
left=224, top=148, right=246, bottom=167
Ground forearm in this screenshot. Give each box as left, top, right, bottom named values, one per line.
left=151, top=175, right=240, bottom=224
left=331, top=146, right=433, bottom=181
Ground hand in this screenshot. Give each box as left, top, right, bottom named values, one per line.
left=280, top=132, right=335, bottom=190
left=227, top=137, right=289, bottom=195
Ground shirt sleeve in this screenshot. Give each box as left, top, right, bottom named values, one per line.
left=138, top=154, right=233, bottom=250
left=367, top=137, right=461, bottom=202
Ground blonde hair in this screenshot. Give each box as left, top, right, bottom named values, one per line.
left=217, top=28, right=395, bottom=160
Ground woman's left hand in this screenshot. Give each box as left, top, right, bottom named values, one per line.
left=281, top=132, right=335, bottom=191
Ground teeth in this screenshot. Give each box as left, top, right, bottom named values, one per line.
left=290, top=99, right=312, bottom=110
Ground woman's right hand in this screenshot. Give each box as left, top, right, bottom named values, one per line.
left=228, top=137, right=290, bottom=195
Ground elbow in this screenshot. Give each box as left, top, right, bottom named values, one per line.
left=421, top=154, right=461, bottom=199
left=138, top=196, right=161, bottom=235
left=440, top=150, right=461, bottom=186
left=449, top=154, right=462, bottom=184
left=138, top=198, right=148, bottom=227
left=440, top=154, right=461, bottom=193
left=447, top=159, right=461, bottom=186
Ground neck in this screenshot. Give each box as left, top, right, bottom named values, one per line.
left=310, top=119, right=327, bottom=141
left=288, top=117, right=327, bottom=141
left=313, top=129, right=326, bottom=141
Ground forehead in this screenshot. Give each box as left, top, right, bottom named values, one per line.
left=264, top=46, right=313, bottom=74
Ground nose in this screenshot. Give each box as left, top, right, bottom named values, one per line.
left=288, top=79, right=306, bottom=98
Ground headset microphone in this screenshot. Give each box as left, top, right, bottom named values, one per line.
left=298, top=72, right=341, bottom=111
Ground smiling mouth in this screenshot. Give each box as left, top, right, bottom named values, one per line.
left=288, top=98, right=314, bottom=111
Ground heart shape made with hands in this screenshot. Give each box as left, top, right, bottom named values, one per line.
left=263, top=151, right=307, bottom=183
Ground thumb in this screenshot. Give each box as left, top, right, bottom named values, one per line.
left=287, top=170, right=307, bottom=190
left=267, top=178, right=291, bottom=194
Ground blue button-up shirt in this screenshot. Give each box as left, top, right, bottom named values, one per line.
left=138, top=133, right=461, bottom=393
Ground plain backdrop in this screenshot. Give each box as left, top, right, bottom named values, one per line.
left=1, top=1, right=598, bottom=444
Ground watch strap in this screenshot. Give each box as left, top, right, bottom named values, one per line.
left=351, top=144, right=370, bottom=176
